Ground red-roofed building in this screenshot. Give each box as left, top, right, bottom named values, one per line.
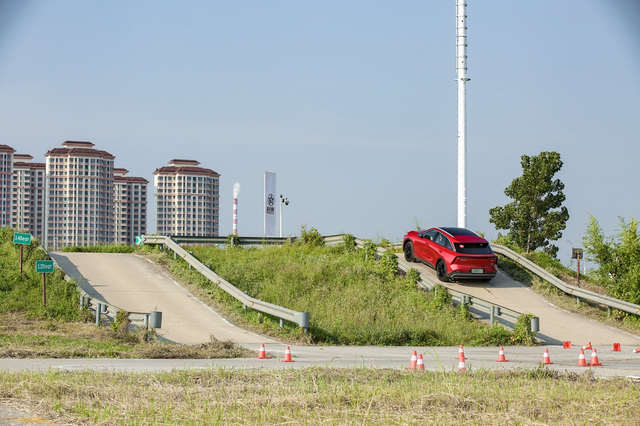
left=114, top=168, right=148, bottom=245
left=44, top=141, right=116, bottom=247
left=0, top=144, right=16, bottom=227
left=12, top=154, right=46, bottom=238
left=153, top=159, right=220, bottom=236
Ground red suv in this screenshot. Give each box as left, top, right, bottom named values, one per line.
left=402, top=227, right=497, bottom=282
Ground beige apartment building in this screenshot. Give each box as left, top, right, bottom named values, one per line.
left=0, top=144, right=15, bottom=228
left=114, top=168, right=148, bottom=245
left=153, top=159, right=220, bottom=236
left=11, top=154, right=45, bottom=239
left=44, top=141, right=116, bottom=248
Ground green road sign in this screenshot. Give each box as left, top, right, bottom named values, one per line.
left=35, top=260, right=54, bottom=274
left=136, top=235, right=146, bottom=245
left=13, top=232, right=32, bottom=245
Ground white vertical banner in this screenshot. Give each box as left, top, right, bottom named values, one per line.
left=264, top=171, right=276, bottom=236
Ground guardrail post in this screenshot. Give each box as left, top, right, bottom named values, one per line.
left=280, top=318, right=284, bottom=328
left=531, top=317, right=540, bottom=333
left=490, top=306, right=495, bottom=325
left=95, top=303, right=102, bottom=327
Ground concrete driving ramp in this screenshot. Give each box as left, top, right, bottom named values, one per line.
left=409, top=260, right=640, bottom=346
left=50, top=252, right=273, bottom=346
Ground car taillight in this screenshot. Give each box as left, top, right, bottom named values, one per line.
left=452, top=257, right=468, bottom=264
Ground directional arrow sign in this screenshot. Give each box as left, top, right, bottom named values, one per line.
left=13, top=232, right=32, bottom=245
left=135, top=235, right=146, bottom=245
left=35, top=260, right=54, bottom=274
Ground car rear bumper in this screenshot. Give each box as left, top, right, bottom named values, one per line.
left=448, top=271, right=497, bottom=281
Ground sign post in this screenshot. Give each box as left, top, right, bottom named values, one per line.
left=35, top=260, right=54, bottom=307
left=572, top=248, right=583, bottom=287
left=13, top=232, right=32, bottom=274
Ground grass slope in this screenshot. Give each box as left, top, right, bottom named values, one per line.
left=0, top=227, right=252, bottom=359
left=146, top=239, right=528, bottom=346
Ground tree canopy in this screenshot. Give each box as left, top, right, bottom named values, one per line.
left=489, top=151, right=569, bottom=256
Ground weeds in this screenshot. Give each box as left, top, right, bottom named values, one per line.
left=0, top=368, right=637, bottom=425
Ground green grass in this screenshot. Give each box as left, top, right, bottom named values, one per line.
left=0, top=227, right=253, bottom=359
left=142, top=240, right=525, bottom=346
left=1, top=368, right=638, bottom=425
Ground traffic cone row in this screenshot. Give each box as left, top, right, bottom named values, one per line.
left=264, top=344, right=618, bottom=369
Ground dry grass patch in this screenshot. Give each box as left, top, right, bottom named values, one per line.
left=0, top=313, right=254, bottom=359
left=0, top=368, right=638, bottom=425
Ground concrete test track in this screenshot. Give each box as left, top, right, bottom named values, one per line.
left=2, top=252, right=639, bottom=379
left=49, top=252, right=274, bottom=346
left=408, top=259, right=640, bottom=347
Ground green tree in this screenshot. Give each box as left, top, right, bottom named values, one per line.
left=489, top=151, right=569, bottom=256
left=583, top=215, right=640, bottom=304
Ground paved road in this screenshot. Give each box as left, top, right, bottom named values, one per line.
left=1, top=345, right=639, bottom=378
left=49, top=252, right=276, bottom=346
left=405, top=258, right=640, bottom=347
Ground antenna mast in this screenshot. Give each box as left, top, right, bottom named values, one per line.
left=456, top=0, right=469, bottom=228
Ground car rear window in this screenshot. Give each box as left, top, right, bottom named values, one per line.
left=454, top=243, right=494, bottom=254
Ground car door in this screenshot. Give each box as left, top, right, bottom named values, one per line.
left=429, top=231, right=452, bottom=265
left=416, top=229, right=438, bottom=266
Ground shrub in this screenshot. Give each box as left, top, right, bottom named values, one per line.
left=300, top=225, right=324, bottom=247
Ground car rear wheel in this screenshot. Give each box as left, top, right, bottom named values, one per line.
left=436, top=260, right=449, bottom=282
left=403, top=242, right=415, bottom=262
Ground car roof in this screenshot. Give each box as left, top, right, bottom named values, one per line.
left=436, top=227, right=480, bottom=237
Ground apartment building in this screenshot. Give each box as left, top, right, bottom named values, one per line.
left=153, top=159, right=220, bottom=236
left=44, top=141, right=115, bottom=248
left=11, top=154, right=45, bottom=239
left=0, top=144, right=16, bottom=227
left=114, top=168, right=148, bottom=245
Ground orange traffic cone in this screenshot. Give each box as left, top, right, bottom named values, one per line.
left=416, top=354, right=425, bottom=371
left=496, top=347, right=508, bottom=362
left=634, top=348, right=640, bottom=353
left=406, top=351, right=417, bottom=370
left=610, top=343, right=621, bottom=352
left=563, top=341, right=572, bottom=349
left=589, top=348, right=602, bottom=366
left=457, top=345, right=467, bottom=360
left=457, top=357, right=466, bottom=372
left=257, top=344, right=267, bottom=359
left=282, top=346, right=294, bottom=362
left=582, top=342, right=592, bottom=350
left=542, top=349, right=553, bottom=364
left=577, top=349, right=588, bottom=367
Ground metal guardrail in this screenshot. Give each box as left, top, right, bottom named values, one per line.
left=46, top=251, right=156, bottom=328
left=492, top=244, right=640, bottom=316
left=170, top=235, right=295, bottom=246
left=142, top=235, right=310, bottom=331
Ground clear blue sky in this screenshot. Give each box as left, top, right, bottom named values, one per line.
left=1, top=0, right=638, bottom=266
